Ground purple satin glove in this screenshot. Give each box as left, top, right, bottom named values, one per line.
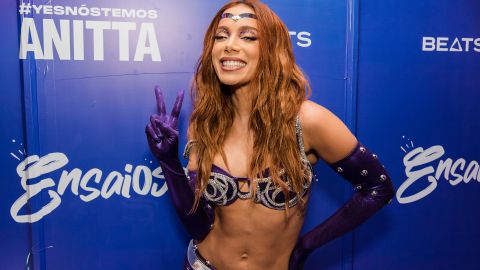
left=145, top=86, right=214, bottom=241
left=289, top=142, right=395, bottom=270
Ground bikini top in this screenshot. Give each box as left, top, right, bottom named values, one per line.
left=183, top=116, right=314, bottom=210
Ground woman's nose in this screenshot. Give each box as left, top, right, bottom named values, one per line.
left=225, top=36, right=240, bottom=52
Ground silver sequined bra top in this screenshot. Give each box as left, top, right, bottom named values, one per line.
left=183, top=116, right=314, bottom=210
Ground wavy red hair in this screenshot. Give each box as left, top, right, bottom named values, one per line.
left=189, top=0, right=311, bottom=211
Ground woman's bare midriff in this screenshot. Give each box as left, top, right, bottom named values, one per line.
left=190, top=116, right=317, bottom=270
left=197, top=194, right=308, bottom=270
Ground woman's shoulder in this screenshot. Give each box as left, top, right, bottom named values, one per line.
left=299, top=100, right=328, bottom=121
left=298, top=100, right=332, bottom=133
left=298, top=100, right=357, bottom=164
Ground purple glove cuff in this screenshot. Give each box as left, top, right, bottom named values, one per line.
left=158, top=157, right=214, bottom=241
left=330, top=142, right=393, bottom=198
left=289, top=142, right=394, bottom=270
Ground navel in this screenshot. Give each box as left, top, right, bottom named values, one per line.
left=240, top=252, right=249, bottom=260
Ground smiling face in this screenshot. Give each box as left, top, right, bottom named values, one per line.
left=211, top=4, right=260, bottom=88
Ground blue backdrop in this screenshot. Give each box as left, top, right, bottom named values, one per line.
left=0, top=0, right=478, bottom=269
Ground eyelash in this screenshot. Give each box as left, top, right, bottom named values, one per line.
left=242, top=36, right=257, bottom=41
left=214, top=35, right=257, bottom=41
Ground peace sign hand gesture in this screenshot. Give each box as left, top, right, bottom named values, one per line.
left=145, top=86, right=184, bottom=162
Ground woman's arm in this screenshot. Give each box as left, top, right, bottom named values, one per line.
left=289, top=101, right=395, bottom=270
left=145, top=87, right=214, bottom=241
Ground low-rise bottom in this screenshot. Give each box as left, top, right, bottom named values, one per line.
left=184, top=239, right=216, bottom=270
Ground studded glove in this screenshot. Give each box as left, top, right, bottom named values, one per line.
left=289, top=142, right=395, bottom=270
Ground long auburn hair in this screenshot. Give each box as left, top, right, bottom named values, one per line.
left=189, top=0, right=311, bottom=211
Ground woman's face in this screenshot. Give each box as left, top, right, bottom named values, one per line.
left=211, top=4, right=260, bottom=87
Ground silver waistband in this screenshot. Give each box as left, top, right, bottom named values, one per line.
left=186, top=240, right=214, bottom=270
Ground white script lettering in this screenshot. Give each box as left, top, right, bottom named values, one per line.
left=397, top=145, right=480, bottom=203
left=10, top=153, right=168, bottom=223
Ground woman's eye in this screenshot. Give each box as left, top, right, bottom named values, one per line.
left=242, top=36, right=258, bottom=41
left=215, top=35, right=227, bottom=40
left=214, top=31, right=228, bottom=40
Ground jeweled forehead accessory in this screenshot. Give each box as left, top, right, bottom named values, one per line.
left=220, top=12, right=257, bottom=22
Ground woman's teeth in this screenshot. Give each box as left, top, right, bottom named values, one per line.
left=222, top=60, right=246, bottom=68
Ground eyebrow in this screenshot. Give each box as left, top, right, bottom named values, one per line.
left=216, top=25, right=258, bottom=32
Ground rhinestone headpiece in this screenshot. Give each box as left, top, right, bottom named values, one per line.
left=221, top=12, right=257, bottom=22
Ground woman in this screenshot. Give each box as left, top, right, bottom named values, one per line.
left=145, top=1, right=394, bottom=269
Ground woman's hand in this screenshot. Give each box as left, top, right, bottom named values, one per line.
left=144, top=86, right=214, bottom=241
left=145, top=86, right=184, bottom=161
left=288, top=239, right=309, bottom=270
left=292, top=101, right=394, bottom=267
